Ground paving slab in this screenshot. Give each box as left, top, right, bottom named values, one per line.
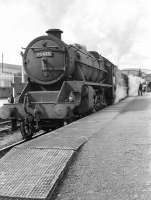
left=0, top=148, right=74, bottom=200
left=16, top=135, right=87, bottom=151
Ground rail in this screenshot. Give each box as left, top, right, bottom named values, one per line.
left=0, top=129, right=50, bottom=157
left=0, top=120, right=11, bottom=133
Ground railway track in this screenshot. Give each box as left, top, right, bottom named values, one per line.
left=0, top=117, right=77, bottom=159
left=0, top=129, right=49, bottom=158
left=0, top=120, right=12, bottom=132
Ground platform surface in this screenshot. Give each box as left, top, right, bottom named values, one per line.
left=54, top=94, right=151, bottom=200
left=0, top=96, right=138, bottom=200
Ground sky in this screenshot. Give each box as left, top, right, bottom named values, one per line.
left=0, top=0, right=151, bottom=70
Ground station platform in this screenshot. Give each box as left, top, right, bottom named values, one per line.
left=0, top=94, right=150, bottom=199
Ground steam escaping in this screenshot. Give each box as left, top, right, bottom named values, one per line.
left=114, top=74, right=145, bottom=104
left=114, top=85, right=127, bottom=104
left=128, top=75, right=144, bottom=96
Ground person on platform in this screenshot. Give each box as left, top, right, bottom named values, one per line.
left=8, top=94, right=17, bottom=131
left=142, top=83, right=147, bottom=95
left=138, top=83, right=143, bottom=96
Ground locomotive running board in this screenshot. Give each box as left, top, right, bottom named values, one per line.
left=84, top=81, right=112, bottom=87
left=62, top=81, right=112, bottom=88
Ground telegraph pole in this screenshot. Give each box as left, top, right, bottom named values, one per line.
left=1, top=52, right=3, bottom=73
left=138, top=68, right=142, bottom=77
left=20, top=51, right=25, bottom=83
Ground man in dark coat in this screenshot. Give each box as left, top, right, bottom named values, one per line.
left=9, top=94, right=17, bottom=131
left=138, top=83, right=143, bottom=96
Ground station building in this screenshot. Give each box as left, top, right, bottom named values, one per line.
left=0, top=63, right=22, bottom=98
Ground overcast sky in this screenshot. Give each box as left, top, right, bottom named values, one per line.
left=0, top=0, right=151, bottom=70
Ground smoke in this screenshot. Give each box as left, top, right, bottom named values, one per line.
left=106, top=18, right=142, bottom=63
left=114, top=84, right=127, bottom=104
left=0, top=0, right=75, bottom=64
left=0, top=0, right=150, bottom=67
left=29, top=0, right=74, bottom=27
left=61, top=0, right=146, bottom=66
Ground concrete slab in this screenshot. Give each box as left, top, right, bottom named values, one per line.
left=16, top=136, right=87, bottom=151
left=0, top=148, right=74, bottom=199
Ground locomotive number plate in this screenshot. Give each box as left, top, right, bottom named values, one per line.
left=36, top=51, right=53, bottom=57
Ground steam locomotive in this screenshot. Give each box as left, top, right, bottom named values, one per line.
left=0, top=29, right=128, bottom=139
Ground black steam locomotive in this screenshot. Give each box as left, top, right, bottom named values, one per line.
left=0, top=29, right=128, bottom=139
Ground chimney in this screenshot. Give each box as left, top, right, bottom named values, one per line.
left=46, top=29, right=63, bottom=39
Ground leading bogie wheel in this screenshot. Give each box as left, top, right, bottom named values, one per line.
left=20, top=120, right=34, bottom=140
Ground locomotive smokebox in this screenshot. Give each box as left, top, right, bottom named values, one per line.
left=46, top=29, right=63, bottom=39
